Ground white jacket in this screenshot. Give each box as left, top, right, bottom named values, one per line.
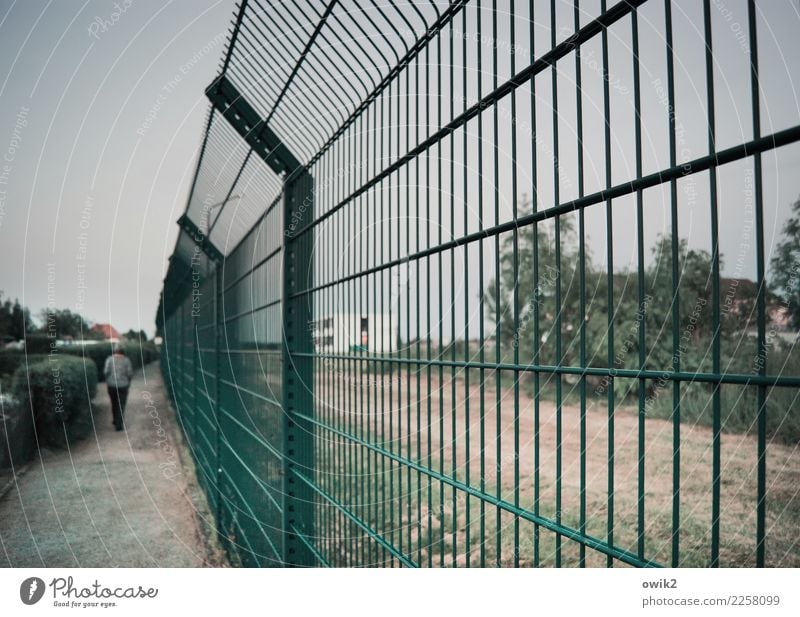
left=104, top=353, right=134, bottom=388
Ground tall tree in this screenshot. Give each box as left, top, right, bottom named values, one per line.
left=484, top=196, right=584, bottom=366
left=123, top=328, right=148, bottom=342
left=641, top=234, right=714, bottom=373
left=0, top=294, right=34, bottom=340
left=770, top=196, right=800, bottom=329
left=38, top=308, right=91, bottom=339
left=484, top=215, right=720, bottom=374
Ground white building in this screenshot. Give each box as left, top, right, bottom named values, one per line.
left=312, top=313, right=397, bottom=354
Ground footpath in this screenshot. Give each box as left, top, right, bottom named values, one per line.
left=0, top=362, right=224, bottom=567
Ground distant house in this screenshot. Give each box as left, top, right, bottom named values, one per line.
left=311, top=313, right=397, bottom=354
left=90, top=323, right=121, bottom=342
left=721, top=277, right=759, bottom=322
left=721, top=277, right=795, bottom=340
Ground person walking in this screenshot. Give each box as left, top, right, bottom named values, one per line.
left=104, top=344, right=134, bottom=431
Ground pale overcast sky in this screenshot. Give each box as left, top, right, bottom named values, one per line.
left=0, top=0, right=798, bottom=339
left=0, top=0, right=232, bottom=336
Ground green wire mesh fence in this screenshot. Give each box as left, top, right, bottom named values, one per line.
left=157, top=0, right=800, bottom=567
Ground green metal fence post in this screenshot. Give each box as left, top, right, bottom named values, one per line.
left=192, top=267, right=199, bottom=452
left=283, top=170, right=315, bottom=567
left=214, top=261, right=223, bottom=546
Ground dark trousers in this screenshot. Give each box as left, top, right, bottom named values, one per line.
left=108, top=386, right=129, bottom=428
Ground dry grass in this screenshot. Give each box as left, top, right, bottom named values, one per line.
left=312, top=364, right=800, bottom=567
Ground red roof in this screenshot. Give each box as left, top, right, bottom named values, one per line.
left=91, top=323, right=120, bottom=339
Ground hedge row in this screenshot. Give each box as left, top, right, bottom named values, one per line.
left=11, top=355, right=98, bottom=447
left=56, top=341, right=159, bottom=382
left=0, top=352, right=49, bottom=382
left=3, top=340, right=159, bottom=383
left=19, top=334, right=64, bottom=354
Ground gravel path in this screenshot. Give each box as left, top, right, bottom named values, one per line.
left=0, top=362, right=223, bottom=567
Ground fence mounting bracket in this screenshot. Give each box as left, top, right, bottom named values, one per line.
left=177, top=214, right=224, bottom=264
left=205, top=74, right=303, bottom=177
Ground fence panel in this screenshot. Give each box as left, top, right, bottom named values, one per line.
left=156, top=0, right=800, bottom=567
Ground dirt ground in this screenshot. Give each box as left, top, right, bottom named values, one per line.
left=314, top=365, right=800, bottom=567
left=0, top=363, right=224, bottom=567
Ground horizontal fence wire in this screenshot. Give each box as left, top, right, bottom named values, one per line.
left=156, top=0, right=800, bottom=567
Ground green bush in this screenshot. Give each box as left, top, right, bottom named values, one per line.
left=640, top=341, right=800, bottom=444
left=57, top=340, right=159, bottom=382
left=0, top=351, right=50, bottom=379
left=60, top=342, right=115, bottom=382
left=23, top=334, right=56, bottom=354
left=125, top=340, right=160, bottom=367
left=0, top=352, right=49, bottom=392
left=12, top=355, right=98, bottom=447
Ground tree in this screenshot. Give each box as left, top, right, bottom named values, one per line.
left=640, top=234, right=714, bottom=373
left=0, top=294, right=34, bottom=340
left=484, top=205, right=719, bottom=376
left=123, top=329, right=148, bottom=342
left=84, top=327, right=106, bottom=341
left=484, top=196, right=584, bottom=366
left=770, top=196, right=800, bottom=329
left=38, top=308, right=91, bottom=339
